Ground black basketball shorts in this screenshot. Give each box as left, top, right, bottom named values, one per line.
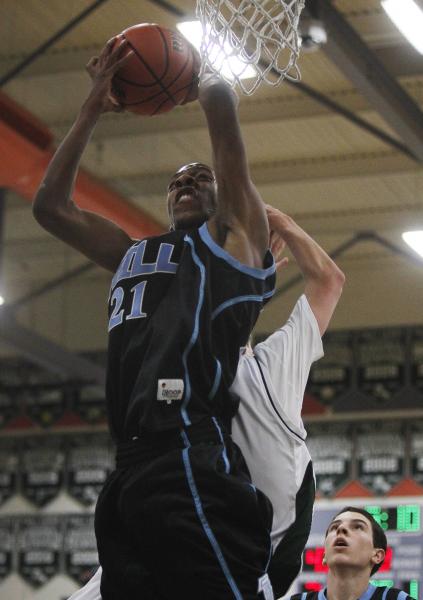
left=95, top=418, right=274, bottom=600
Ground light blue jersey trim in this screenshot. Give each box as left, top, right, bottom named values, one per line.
left=180, top=430, right=190, bottom=448
left=212, top=290, right=275, bottom=321
left=318, top=585, right=377, bottom=600
left=198, top=223, right=275, bottom=280
left=208, top=359, right=222, bottom=400
left=397, top=592, right=409, bottom=600
left=180, top=235, right=206, bottom=426
left=362, top=584, right=378, bottom=600
left=212, top=417, right=230, bottom=474
left=181, top=446, right=244, bottom=600
left=301, top=594, right=308, bottom=600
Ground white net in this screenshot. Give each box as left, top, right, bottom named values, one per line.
left=196, top=0, right=305, bottom=95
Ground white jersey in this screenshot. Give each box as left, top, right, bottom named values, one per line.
left=68, top=294, right=323, bottom=600
left=232, top=294, right=323, bottom=550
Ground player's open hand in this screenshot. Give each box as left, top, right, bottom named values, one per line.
left=269, top=229, right=289, bottom=272
left=85, top=37, right=133, bottom=113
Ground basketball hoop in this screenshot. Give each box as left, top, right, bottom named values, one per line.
left=196, top=0, right=305, bottom=94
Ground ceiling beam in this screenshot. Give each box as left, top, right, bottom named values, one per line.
left=0, top=90, right=164, bottom=239
left=0, top=0, right=111, bottom=87
left=54, top=86, right=374, bottom=140
left=0, top=310, right=106, bottom=385
left=316, top=0, right=423, bottom=161
left=2, top=42, right=422, bottom=80
left=107, top=150, right=420, bottom=196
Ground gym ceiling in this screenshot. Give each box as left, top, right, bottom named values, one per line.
left=0, top=0, right=422, bottom=383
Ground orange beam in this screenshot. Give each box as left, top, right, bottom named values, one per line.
left=0, top=92, right=164, bottom=239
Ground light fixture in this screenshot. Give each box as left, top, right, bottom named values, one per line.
left=177, top=21, right=256, bottom=80
left=381, top=0, right=423, bottom=54
left=402, top=230, right=423, bottom=258
left=0, top=296, right=4, bottom=306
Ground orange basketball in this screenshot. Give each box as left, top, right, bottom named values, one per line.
left=111, top=23, right=200, bottom=116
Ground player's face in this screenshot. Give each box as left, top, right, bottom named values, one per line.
left=324, top=511, right=384, bottom=574
left=167, top=165, right=217, bottom=230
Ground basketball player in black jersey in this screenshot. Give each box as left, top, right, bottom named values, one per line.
left=289, top=507, right=412, bottom=600
left=33, top=38, right=276, bottom=600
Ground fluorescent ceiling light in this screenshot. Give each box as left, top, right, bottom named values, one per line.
left=0, top=296, right=4, bottom=306
left=402, top=230, right=423, bottom=258
left=177, top=21, right=256, bottom=80
left=381, top=0, right=423, bottom=54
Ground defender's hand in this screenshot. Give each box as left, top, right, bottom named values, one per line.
left=267, top=205, right=290, bottom=272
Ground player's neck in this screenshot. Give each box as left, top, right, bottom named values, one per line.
left=326, top=568, right=371, bottom=600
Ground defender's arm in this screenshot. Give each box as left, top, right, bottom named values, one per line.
left=267, top=205, right=345, bottom=334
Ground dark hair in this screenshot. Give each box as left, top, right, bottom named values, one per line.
left=326, top=506, right=387, bottom=575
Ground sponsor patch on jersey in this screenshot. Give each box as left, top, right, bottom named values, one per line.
left=157, top=379, right=184, bottom=404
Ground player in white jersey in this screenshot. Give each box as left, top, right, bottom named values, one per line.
left=67, top=206, right=344, bottom=600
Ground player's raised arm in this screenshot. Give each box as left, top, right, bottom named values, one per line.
left=267, top=205, right=345, bottom=335
left=198, top=76, right=269, bottom=268
left=33, top=38, right=134, bottom=273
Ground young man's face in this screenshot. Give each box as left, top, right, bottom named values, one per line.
left=324, top=511, right=385, bottom=574
left=167, top=164, right=217, bottom=231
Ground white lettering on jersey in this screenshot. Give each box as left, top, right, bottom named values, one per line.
left=258, top=574, right=274, bottom=600
left=111, top=241, right=178, bottom=289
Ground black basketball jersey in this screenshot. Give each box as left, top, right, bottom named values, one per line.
left=290, top=586, right=411, bottom=600
left=106, top=223, right=275, bottom=441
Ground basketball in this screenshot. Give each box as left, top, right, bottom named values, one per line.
left=111, top=23, right=200, bottom=116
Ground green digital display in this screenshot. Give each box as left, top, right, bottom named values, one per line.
left=371, top=580, right=394, bottom=587
left=409, top=581, right=419, bottom=600
left=365, top=504, right=421, bottom=532
left=370, top=581, right=418, bottom=600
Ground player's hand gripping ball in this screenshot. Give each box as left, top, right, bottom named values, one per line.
left=111, top=23, right=201, bottom=116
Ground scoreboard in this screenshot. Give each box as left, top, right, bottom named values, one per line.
left=291, top=500, right=423, bottom=598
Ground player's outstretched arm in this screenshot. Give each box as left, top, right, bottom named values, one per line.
left=198, top=76, right=268, bottom=268
left=33, top=38, right=134, bottom=273
left=267, top=205, right=345, bottom=334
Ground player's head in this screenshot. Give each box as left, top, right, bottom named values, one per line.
left=324, top=506, right=387, bottom=576
left=167, top=163, right=217, bottom=231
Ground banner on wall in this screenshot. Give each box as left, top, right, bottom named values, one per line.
left=64, top=515, right=98, bottom=585
left=307, top=423, right=352, bottom=496
left=73, top=385, right=107, bottom=424
left=25, top=386, right=67, bottom=428
left=307, top=331, right=353, bottom=405
left=66, top=434, right=114, bottom=506
left=357, top=422, right=405, bottom=495
left=412, top=327, right=423, bottom=395
left=410, top=422, right=423, bottom=484
left=0, top=439, right=18, bottom=506
left=357, top=328, right=406, bottom=405
left=0, top=389, right=19, bottom=428
left=0, top=518, right=15, bottom=581
left=17, top=515, right=62, bottom=587
left=21, top=436, right=65, bottom=506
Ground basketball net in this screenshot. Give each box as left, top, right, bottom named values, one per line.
left=196, top=0, right=305, bottom=94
